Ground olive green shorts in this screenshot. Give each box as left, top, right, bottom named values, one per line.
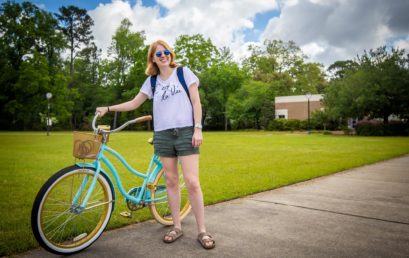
left=153, top=126, right=200, bottom=157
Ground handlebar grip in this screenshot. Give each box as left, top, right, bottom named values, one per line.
left=92, top=114, right=152, bottom=133
left=134, top=115, right=152, bottom=123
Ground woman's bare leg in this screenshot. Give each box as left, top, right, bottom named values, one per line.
left=161, top=157, right=181, bottom=241
left=179, top=154, right=206, bottom=233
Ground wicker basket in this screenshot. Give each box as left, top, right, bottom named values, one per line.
left=73, top=131, right=103, bottom=160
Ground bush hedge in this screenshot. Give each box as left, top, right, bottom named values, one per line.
left=356, top=120, right=409, bottom=136
left=267, top=119, right=308, bottom=131
left=266, top=118, right=409, bottom=136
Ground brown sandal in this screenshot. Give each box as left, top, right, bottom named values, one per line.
left=163, top=227, right=183, bottom=243
left=197, top=232, right=215, bottom=249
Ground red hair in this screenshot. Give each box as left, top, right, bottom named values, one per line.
left=145, top=40, right=177, bottom=76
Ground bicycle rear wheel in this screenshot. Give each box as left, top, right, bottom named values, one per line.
left=149, top=169, right=191, bottom=225
left=31, top=166, right=114, bottom=254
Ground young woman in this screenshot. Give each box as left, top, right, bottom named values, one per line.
left=96, top=40, right=215, bottom=249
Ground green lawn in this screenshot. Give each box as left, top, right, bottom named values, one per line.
left=1, top=131, right=409, bottom=255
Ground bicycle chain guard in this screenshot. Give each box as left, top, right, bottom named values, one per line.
left=125, top=187, right=145, bottom=211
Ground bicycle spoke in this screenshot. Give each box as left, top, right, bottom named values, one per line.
left=46, top=212, right=77, bottom=241
left=55, top=214, right=74, bottom=243
left=42, top=207, right=72, bottom=230
left=32, top=167, right=114, bottom=254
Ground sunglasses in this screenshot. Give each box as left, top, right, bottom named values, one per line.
left=155, top=49, right=171, bottom=57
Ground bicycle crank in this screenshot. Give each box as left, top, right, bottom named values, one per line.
left=124, top=187, right=146, bottom=211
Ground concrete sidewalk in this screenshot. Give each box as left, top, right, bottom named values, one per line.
left=21, top=155, right=409, bottom=258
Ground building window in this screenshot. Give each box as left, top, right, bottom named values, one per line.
left=275, top=109, right=288, bottom=119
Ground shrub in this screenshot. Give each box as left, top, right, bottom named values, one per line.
left=309, top=110, right=340, bottom=130
left=356, top=120, right=409, bottom=136
left=267, top=119, right=285, bottom=131
left=267, top=119, right=308, bottom=131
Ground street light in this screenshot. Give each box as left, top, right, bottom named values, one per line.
left=305, top=92, right=312, bottom=132
left=46, top=92, right=52, bottom=136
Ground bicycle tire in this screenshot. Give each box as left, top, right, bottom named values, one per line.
left=31, top=165, right=115, bottom=254
left=149, top=169, right=191, bottom=225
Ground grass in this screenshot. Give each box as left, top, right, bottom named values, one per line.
left=1, top=131, right=409, bottom=255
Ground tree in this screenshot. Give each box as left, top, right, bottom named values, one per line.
left=56, top=5, right=94, bottom=81
left=5, top=51, right=51, bottom=130
left=106, top=19, right=146, bottom=127
left=327, top=60, right=358, bottom=80
left=174, top=34, right=219, bottom=74
left=291, top=62, right=327, bottom=94
left=70, top=42, right=111, bottom=129
left=0, top=1, right=71, bottom=130
left=200, top=62, right=248, bottom=130
left=217, top=46, right=234, bottom=64
left=325, top=46, right=409, bottom=123
left=243, top=39, right=326, bottom=96
left=244, top=40, right=305, bottom=77
left=108, top=19, right=145, bottom=89
left=227, top=80, right=274, bottom=129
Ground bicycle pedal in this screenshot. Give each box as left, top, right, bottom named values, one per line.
left=120, top=211, right=132, bottom=218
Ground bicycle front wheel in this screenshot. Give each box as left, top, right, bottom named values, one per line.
left=149, top=169, right=191, bottom=225
left=31, top=166, right=114, bottom=255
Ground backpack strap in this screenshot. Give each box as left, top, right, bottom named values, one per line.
left=150, top=75, right=157, bottom=96
left=150, top=67, right=189, bottom=100
left=177, top=66, right=194, bottom=125
left=176, top=66, right=191, bottom=101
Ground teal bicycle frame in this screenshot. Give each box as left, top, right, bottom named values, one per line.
left=31, top=114, right=191, bottom=255
left=73, top=116, right=166, bottom=211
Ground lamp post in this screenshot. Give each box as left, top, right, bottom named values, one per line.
left=46, top=92, right=52, bottom=136
left=305, top=92, right=311, bottom=133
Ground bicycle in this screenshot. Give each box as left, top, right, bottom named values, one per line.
left=31, top=114, right=191, bottom=254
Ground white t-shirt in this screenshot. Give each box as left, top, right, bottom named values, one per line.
left=140, top=67, right=200, bottom=131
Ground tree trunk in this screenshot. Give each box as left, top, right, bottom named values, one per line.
left=224, top=107, right=228, bottom=131
left=202, top=109, right=206, bottom=126
left=113, top=112, right=118, bottom=129
left=70, top=37, right=74, bottom=79
left=383, top=114, right=389, bottom=124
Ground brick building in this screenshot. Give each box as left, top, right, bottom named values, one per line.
left=275, top=94, right=324, bottom=120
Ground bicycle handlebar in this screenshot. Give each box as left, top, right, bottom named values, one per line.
left=92, top=114, right=152, bottom=133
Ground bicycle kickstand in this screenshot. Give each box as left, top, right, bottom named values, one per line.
left=119, top=210, right=140, bottom=224
left=120, top=210, right=133, bottom=219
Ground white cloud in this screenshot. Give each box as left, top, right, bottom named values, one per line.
left=34, top=3, right=46, bottom=10
left=301, top=42, right=326, bottom=59
left=394, top=36, right=409, bottom=50
left=262, top=0, right=409, bottom=66
left=88, top=0, right=277, bottom=60
left=89, top=1, right=160, bottom=55
left=88, top=0, right=409, bottom=66
left=156, top=0, right=181, bottom=9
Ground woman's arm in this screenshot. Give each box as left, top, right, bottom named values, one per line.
left=189, top=83, right=203, bottom=147
left=96, top=92, right=148, bottom=117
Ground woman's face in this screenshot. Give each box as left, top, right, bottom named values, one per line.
left=153, top=44, right=171, bottom=68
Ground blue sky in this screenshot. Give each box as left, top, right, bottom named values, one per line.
left=5, top=0, right=409, bottom=66
left=244, top=9, right=280, bottom=42
left=13, top=0, right=116, bottom=12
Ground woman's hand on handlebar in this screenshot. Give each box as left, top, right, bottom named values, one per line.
left=96, top=106, right=109, bottom=117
